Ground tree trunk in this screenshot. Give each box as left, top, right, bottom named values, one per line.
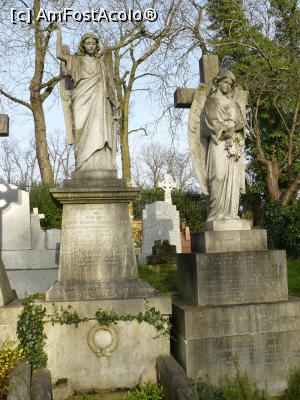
left=30, top=94, right=54, bottom=186
left=265, top=161, right=281, bottom=201
left=120, top=96, right=132, bottom=185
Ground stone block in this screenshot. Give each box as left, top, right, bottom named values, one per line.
left=191, top=229, right=268, bottom=253
left=0, top=184, right=31, bottom=250
left=31, top=369, right=52, bottom=400
left=157, top=355, right=197, bottom=400
left=205, top=219, right=252, bottom=231
left=171, top=297, right=300, bottom=396
left=142, top=202, right=182, bottom=256
left=7, top=361, right=31, bottom=400
left=177, top=251, right=288, bottom=306
left=0, top=259, right=14, bottom=306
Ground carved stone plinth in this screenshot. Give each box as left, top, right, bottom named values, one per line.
left=46, top=179, right=153, bottom=302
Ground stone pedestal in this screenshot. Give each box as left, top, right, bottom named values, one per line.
left=46, top=177, right=153, bottom=301
left=42, top=173, right=172, bottom=392
left=172, top=221, right=300, bottom=396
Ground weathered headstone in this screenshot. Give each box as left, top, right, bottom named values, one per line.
left=0, top=184, right=59, bottom=297
left=171, top=55, right=300, bottom=396
left=141, top=201, right=182, bottom=259
left=141, top=174, right=181, bottom=261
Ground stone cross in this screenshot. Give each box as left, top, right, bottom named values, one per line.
left=32, top=207, right=45, bottom=220
left=174, top=55, right=219, bottom=108
left=158, top=173, right=177, bottom=204
left=174, top=54, right=248, bottom=110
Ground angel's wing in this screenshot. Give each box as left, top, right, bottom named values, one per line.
left=188, top=84, right=209, bottom=195
left=60, top=44, right=74, bottom=145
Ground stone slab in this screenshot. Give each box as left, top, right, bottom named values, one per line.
left=142, top=201, right=182, bottom=256
left=7, top=269, right=57, bottom=299
left=7, top=361, right=31, bottom=400
left=0, top=259, right=14, bottom=306
left=177, top=250, right=288, bottom=306
left=0, top=184, right=31, bottom=250
left=172, top=297, right=300, bottom=396
left=205, top=219, right=252, bottom=231
left=157, top=355, right=197, bottom=400
left=191, top=229, right=268, bottom=253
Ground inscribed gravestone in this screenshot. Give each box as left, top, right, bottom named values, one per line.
left=142, top=174, right=181, bottom=257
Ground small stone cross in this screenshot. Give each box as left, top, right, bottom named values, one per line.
left=32, top=207, right=45, bottom=220
left=158, top=173, right=177, bottom=204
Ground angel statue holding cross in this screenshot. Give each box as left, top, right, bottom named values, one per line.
left=188, top=69, right=247, bottom=221
left=56, top=28, right=118, bottom=173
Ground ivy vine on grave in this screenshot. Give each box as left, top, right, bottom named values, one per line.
left=16, top=296, right=171, bottom=368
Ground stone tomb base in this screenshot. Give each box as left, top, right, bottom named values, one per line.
left=172, top=224, right=300, bottom=396
left=172, top=297, right=300, bottom=396
left=0, top=296, right=171, bottom=392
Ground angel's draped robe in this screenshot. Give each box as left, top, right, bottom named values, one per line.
left=66, top=54, right=115, bottom=171
left=204, top=93, right=245, bottom=220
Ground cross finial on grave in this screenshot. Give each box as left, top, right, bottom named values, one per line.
left=174, top=54, right=248, bottom=110
left=32, top=207, right=45, bottom=220
left=158, top=173, right=177, bottom=204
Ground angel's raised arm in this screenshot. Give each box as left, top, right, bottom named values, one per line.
left=56, top=27, right=68, bottom=63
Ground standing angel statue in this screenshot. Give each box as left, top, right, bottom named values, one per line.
left=188, top=70, right=247, bottom=221
left=56, top=28, right=117, bottom=172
